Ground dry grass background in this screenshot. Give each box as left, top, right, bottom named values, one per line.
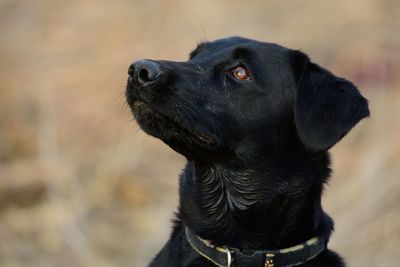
left=0, top=0, right=399, bottom=266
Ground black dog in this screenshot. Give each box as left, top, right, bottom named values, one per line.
left=125, top=37, right=369, bottom=267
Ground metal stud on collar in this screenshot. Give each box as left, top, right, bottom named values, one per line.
left=265, top=253, right=275, bottom=267
left=225, top=247, right=232, bottom=267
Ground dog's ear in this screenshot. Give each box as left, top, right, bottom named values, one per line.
left=290, top=51, right=369, bottom=152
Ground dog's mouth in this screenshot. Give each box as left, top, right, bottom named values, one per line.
left=132, top=98, right=218, bottom=147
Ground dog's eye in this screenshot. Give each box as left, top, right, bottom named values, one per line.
left=230, top=65, right=250, bottom=81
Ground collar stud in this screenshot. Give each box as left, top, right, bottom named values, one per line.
left=264, top=254, right=275, bottom=267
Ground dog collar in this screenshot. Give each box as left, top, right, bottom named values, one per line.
left=185, top=226, right=327, bottom=267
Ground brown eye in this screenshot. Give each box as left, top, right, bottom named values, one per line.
left=231, top=65, right=250, bottom=80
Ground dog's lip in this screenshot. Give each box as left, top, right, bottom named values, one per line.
left=133, top=98, right=218, bottom=146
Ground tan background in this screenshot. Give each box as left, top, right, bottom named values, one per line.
left=0, top=0, right=399, bottom=266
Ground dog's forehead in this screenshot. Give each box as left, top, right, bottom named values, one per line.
left=189, top=37, right=290, bottom=61
left=202, top=36, right=255, bottom=50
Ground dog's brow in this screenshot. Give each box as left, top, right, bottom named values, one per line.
left=232, top=47, right=253, bottom=59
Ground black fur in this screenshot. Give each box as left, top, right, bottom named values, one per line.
left=125, top=37, right=369, bottom=266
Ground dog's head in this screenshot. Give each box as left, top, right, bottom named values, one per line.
left=126, top=37, right=369, bottom=161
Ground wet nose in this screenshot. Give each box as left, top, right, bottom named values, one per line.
left=128, top=60, right=164, bottom=85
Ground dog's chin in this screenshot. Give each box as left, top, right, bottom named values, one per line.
left=129, top=99, right=221, bottom=157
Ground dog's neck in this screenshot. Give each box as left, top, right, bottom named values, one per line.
left=179, top=154, right=333, bottom=251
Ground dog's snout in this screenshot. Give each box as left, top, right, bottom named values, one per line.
left=129, top=60, right=164, bottom=85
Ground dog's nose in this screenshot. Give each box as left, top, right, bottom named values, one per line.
left=128, top=60, right=164, bottom=85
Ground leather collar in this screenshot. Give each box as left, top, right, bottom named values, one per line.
left=185, top=226, right=327, bottom=267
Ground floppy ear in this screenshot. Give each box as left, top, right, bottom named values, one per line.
left=291, top=51, right=369, bottom=152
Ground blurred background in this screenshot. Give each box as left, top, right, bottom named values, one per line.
left=0, top=0, right=399, bottom=266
